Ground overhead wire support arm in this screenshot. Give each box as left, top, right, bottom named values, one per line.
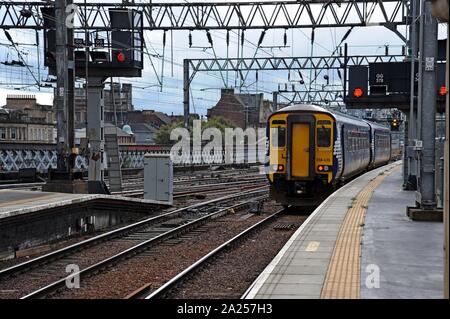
left=187, top=54, right=406, bottom=83
left=0, top=1, right=409, bottom=30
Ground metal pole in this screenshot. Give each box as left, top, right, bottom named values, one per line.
left=55, top=0, right=68, bottom=173
left=87, top=77, right=105, bottom=182
left=273, top=92, right=278, bottom=112
left=404, top=0, right=420, bottom=189
left=417, top=0, right=425, bottom=140
left=67, top=0, right=75, bottom=169
left=444, top=22, right=449, bottom=300
left=183, top=59, right=190, bottom=128
left=111, top=78, right=118, bottom=127
left=343, top=43, right=348, bottom=99
left=409, top=0, right=418, bottom=142
left=418, top=0, right=438, bottom=209
left=405, top=0, right=419, bottom=190
left=84, top=0, right=89, bottom=135
left=35, top=30, right=41, bottom=91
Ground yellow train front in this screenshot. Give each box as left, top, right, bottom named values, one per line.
left=266, top=104, right=391, bottom=207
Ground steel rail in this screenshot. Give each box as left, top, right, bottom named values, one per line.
left=20, top=193, right=269, bottom=299
left=142, top=208, right=286, bottom=299
left=0, top=186, right=267, bottom=281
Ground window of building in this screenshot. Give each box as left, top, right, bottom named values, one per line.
left=0, top=127, right=5, bottom=140
left=11, top=128, right=16, bottom=140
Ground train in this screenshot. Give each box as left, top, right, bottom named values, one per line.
left=266, top=104, right=401, bottom=207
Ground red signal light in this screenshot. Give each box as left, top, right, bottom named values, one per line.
left=353, top=87, right=364, bottom=98
left=439, top=86, right=448, bottom=96
left=318, top=165, right=324, bottom=172
left=116, top=52, right=126, bottom=63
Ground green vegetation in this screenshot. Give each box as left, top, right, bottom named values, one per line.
left=154, top=116, right=235, bottom=145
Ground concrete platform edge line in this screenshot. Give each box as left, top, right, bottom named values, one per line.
left=0, top=192, right=171, bottom=220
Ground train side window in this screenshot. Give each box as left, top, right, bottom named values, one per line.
left=271, top=127, right=286, bottom=148
left=317, top=126, right=331, bottom=147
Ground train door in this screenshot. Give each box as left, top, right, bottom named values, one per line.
left=291, top=123, right=310, bottom=177
left=287, top=115, right=315, bottom=180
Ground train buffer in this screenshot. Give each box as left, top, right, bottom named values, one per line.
left=243, top=161, right=444, bottom=299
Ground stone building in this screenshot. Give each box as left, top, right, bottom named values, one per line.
left=0, top=95, right=56, bottom=144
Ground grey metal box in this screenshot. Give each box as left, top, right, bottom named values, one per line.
left=144, top=154, right=173, bottom=204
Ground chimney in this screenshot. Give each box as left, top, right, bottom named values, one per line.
left=221, top=88, right=234, bottom=96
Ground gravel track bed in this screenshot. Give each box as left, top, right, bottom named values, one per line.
left=0, top=234, right=142, bottom=299
left=0, top=204, right=230, bottom=299
left=51, top=213, right=269, bottom=299
left=0, top=186, right=264, bottom=274
left=167, top=214, right=307, bottom=299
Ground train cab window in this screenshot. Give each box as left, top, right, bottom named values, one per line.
left=271, top=127, right=286, bottom=148
left=317, top=126, right=331, bottom=148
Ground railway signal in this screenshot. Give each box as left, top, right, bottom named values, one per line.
left=353, top=87, right=364, bottom=98
left=390, top=118, right=401, bottom=131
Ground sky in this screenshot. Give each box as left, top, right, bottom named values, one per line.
left=0, top=0, right=447, bottom=116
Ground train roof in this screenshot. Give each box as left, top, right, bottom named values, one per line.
left=273, top=104, right=391, bottom=132
left=274, top=104, right=369, bottom=128
left=363, top=119, right=390, bottom=132
left=275, top=104, right=332, bottom=115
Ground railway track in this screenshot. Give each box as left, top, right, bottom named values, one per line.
left=1, top=168, right=263, bottom=194
left=128, top=209, right=286, bottom=299
left=120, top=178, right=267, bottom=198
left=0, top=186, right=268, bottom=299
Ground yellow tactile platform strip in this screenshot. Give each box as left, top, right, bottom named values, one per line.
left=321, top=164, right=401, bottom=299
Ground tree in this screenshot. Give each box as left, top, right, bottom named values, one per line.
left=202, top=116, right=235, bottom=134
left=153, top=116, right=235, bottom=145
left=153, top=120, right=183, bottom=145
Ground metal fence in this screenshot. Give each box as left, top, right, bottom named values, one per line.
left=0, top=144, right=262, bottom=172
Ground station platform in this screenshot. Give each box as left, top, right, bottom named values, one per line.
left=244, top=161, right=444, bottom=299
left=0, top=189, right=171, bottom=260
left=0, top=189, right=170, bottom=220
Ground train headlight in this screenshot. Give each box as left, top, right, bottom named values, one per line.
left=318, top=165, right=331, bottom=172
left=272, top=164, right=284, bottom=172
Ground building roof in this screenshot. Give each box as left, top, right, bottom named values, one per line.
left=129, top=123, right=158, bottom=133
left=104, top=123, right=133, bottom=137
left=153, top=111, right=171, bottom=125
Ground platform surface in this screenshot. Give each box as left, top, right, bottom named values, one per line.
left=0, top=189, right=170, bottom=219
left=244, top=162, right=444, bottom=299
left=360, top=170, right=443, bottom=298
